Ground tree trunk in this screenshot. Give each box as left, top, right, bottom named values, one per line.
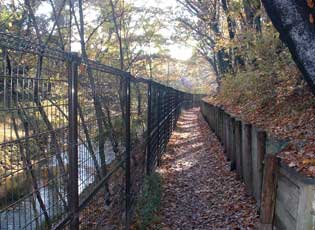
left=109, top=0, right=127, bottom=125
left=261, top=0, right=315, bottom=93
left=243, top=0, right=261, bottom=32
left=11, top=113, right=51, bottom=228
left=221, top=0, right=236, bottom=39
left=77, top=0, right=111, bottom=205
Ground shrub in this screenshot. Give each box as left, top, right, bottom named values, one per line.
left=219, top=25, right=299, bottom=110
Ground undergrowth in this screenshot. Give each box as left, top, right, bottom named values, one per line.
left=135, top=172, right=162, bottom=229
left=207, top=25, right=315, bottom=177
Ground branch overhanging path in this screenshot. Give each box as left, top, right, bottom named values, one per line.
left=156, top=108, right=258, bottom=229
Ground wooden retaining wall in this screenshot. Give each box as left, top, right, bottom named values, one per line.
left=201, top=101, right=315, bottom=230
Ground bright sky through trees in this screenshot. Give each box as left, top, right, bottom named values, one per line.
left=0, top=0, right=214, bottom=93
left=128, top=0, right=193, bottom=61
left=34, top=0, right=193, bottom=61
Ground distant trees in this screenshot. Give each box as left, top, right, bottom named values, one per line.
left=176, top=0, right=264, bottom=88
left=176, top=0, right=305, bottom=103
left=176, top=0, right=225, bottom=79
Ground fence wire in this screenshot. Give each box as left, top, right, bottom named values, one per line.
left=0, top=33, right=197, bottom=230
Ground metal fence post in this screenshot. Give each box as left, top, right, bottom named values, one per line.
left=161, top=88, right=166, bottom=153
left=68, top=52, right=79, bottom=230
left=167, top=89, right=171, bottom=142
left=125, top=75, right=131, bottom=229
left=173, top=92, right=175, bottom=121
left=146, top=80, right=152, bottom=174
left=157, top=86, right=161, bottom=165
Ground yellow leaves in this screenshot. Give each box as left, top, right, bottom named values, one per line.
left=214, top=38, right=235, bottom=51
left=302, top=159, right=315, bottom=165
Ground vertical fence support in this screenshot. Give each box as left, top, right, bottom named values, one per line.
left=230, top=117, right=236, bottom=170
left=257, top=130, right=266, bottom=208
left=157, top=86, right=161, bottom=166
left=125, top=76, right=131, bottom=229
left=219, top=109, right=223, bottom=141
left=146, top=81, right=152, bottom=174
left=252, top=130, right=267, bottom=208
left=161, top=89, right=165, bottom=153
left=68, top=52, right=79, bottom=230
left=259, top=155, right=278, bottom=230
left=227, top=115, right=232, bottom=161
left=223, top=112, right=226, bottom=152
left=235, top=120, right=243, bottom=180
left=242, top=123, right=253, bottom=195
left=224, top=114, right=228, bottom=154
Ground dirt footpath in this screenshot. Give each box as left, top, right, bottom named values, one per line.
left=156, top=108, right=258, bottom=230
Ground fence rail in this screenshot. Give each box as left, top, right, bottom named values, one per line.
left=0, top=33, right=199, bottom=229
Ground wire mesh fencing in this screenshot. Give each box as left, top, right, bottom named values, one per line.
left=0, top=33, right=198, bottom=230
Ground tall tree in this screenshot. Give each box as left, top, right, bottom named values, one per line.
left=176, top=0, right=230, bottom=88
left=261, top=0, right=315, bottom=93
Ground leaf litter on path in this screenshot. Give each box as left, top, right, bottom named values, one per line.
left=152, top=108, right=258, bottom=230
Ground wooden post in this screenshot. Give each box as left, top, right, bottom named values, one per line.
left=218, top=109, right=223, bottom=141
left=235, top=120, right=243, bottom=179
left=257, top=130, right=266, bottom=208
left=219, top=109, right=224, bottom=141
left=226, top=115, right=230, bottom=160
left=222, top=112, right=226, bottom=147
left=224, top=114, right=229, bottom=157
left=242, top=123, right=253, bottom=194
left=259, top=154, right=278, bottom=230
left=230, top=117, right=236, bottom=171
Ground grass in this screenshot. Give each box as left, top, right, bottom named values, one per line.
left=135, top=172, right=162, bottom=230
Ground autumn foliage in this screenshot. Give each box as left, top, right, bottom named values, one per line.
left=185, top=0, right=315, bottom=177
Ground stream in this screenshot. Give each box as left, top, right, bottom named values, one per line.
left=0, top=142, right=116, bottom=230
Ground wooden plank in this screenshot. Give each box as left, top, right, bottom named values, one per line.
left=258, top=223, right=273, bottom=230
left=275, top=199, right=297, bottom=230
left=276, top=175, right=299, bottom=219
left=260, top=154, right=278, bottom=225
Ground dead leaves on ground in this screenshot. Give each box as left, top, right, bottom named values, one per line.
left=151, top=108, right=258, bottom=229
left=205, top=86, right=315, bottom=177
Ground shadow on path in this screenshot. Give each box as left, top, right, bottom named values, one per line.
left=156, top=108, right=258, bottom=230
